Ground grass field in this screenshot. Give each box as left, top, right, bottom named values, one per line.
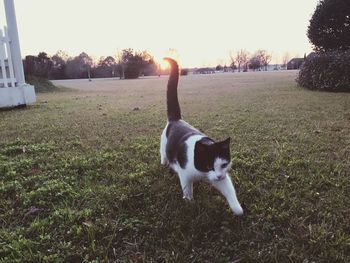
left=1, top=71, right=349, bottom=262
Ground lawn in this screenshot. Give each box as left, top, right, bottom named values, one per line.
left=0, top=71, right=349, bottom=262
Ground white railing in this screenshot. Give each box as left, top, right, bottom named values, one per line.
left=0, top=26, right=17, bottom=88
left=0, top=0, right=35, bottom=108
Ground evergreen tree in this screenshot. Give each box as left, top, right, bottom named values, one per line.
left=308, top=0, right=350, bottom=52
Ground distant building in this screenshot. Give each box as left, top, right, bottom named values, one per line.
left=287, top=58, right=304, bottom=70
left=266, top=64, right=282, bottom=71
left=193, top=67, right=215, bottom=74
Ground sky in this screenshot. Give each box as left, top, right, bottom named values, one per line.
left=0, top=0, right=320, bottom=68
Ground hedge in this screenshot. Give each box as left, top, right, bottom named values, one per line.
left=297, top=50, right=350, bottom=92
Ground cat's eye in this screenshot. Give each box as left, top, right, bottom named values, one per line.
left=221, top=163, right=229, bottom=169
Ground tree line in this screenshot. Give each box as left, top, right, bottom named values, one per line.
left=24, top=49, right=160, bottom=80
left=228, top=49, right=273, bottom=72
left=24, top=47, right=282, bottom=80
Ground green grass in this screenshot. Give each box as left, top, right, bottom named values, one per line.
left=1, top=72, right=349, bottom=262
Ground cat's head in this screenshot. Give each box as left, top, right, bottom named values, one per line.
left=194, top=137, right=231, bottom=181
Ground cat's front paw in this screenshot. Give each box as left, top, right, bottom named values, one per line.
left=160, top=158, right=169, bottom=166
left=232, top=205, right=244, bottom=216
left=182, top=195, right=194, bottom=201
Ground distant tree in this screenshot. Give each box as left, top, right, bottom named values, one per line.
left=100, top=56, right=116, bottom=68
left=65, top=52, right=93, bottom=79
left=180, top=68, right=189, bottom=75
left=282, top=52, right=290, bottom=70
left=308, top=0, right=350, bottom=52
left=65, top=58, right=80, bottom=79
left=216, top=65, right=223, bottom=71
left=233, top=49, right=249, bottom=72
left=93, top=56, right=117, bottom=78
left=142, top=58, right=158, bottom=76
left=229, top=50, right=236, bottom=71
left=255, top=50, right=272, bottom=71
left=115, top=49, right=125, bottom=79
left=122, top=48, right=142, bottom=79
left=24, top=52, right=53, bottom=78
left=229, top=64, right=237, bottom=71
left=248, top=56, right=261, bottom=71
left=120, top=49, right=156, bottom=79
left=80, top=52, right=93, bottom=80
left=38, top=52, right=49, bottom=60
left=50, top=50, right=69, bottom=79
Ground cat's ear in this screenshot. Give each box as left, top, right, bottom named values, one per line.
left=220, top=137, right=231, bottom=150
left=195, top=140, right=209, bottom=153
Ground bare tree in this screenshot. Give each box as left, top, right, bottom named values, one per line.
left=282, top=52, right=290, bottom=70
left=116, top=49, right=125, bottom=79
left=229, top=50, right=236, bottom=71
left=254, top=50, right=272, bottom=71
left=240, top=50, right=250, bottom=72
left=231, top=49, right=249, bottom=72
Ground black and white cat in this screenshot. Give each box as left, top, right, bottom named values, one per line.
left=160, top=58, right=243, bottom=216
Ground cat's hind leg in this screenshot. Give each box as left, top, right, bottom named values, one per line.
left=160, top=128, right=168, bottom=165
left=178, top=172, right=193, bottom=200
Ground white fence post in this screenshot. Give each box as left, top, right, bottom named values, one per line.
left=4, top=26, right=16, bottom=88
left=4, top=0, right=25, bottom=87
left=0, top=29, right=9, bottom=88
left=0, top=0, right=36, bottom=108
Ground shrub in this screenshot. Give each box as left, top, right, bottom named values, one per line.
left=124, top=64, right=140, bottom=79
left=297, top=50, right=350, bottom=92
left=180, top=68, right=189, bottom=76
left=25, top=75, right=59, bottom=92
left=24, top=54, right=53, bottom=78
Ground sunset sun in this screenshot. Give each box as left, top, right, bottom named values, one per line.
left=159, top=59, right=170, bottom=70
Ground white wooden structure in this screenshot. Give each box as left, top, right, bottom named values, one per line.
left=0, top=0, right=35, bottom=108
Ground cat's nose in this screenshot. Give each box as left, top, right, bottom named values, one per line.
left=217, top=175, right=225, bottom=181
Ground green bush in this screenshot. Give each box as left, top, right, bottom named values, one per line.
left=124, top=64, right=140, bottom=79
left=25, top=75, right=59, bottom=92
left=297, top=51, right=350, bottom=92
left=180, top=68, right=189, bottom=76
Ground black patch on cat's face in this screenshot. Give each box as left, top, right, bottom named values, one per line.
left=194, top=137, right=231, bottom=172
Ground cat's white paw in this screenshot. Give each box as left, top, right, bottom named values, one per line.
left=232, top=205, right=244, bottom=216
left=160, top=158, right=168, bottom=166
left=183, top=195, right=193, bottom=201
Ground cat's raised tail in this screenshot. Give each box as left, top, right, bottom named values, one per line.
left=164, top=57, right=181, bottom=121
